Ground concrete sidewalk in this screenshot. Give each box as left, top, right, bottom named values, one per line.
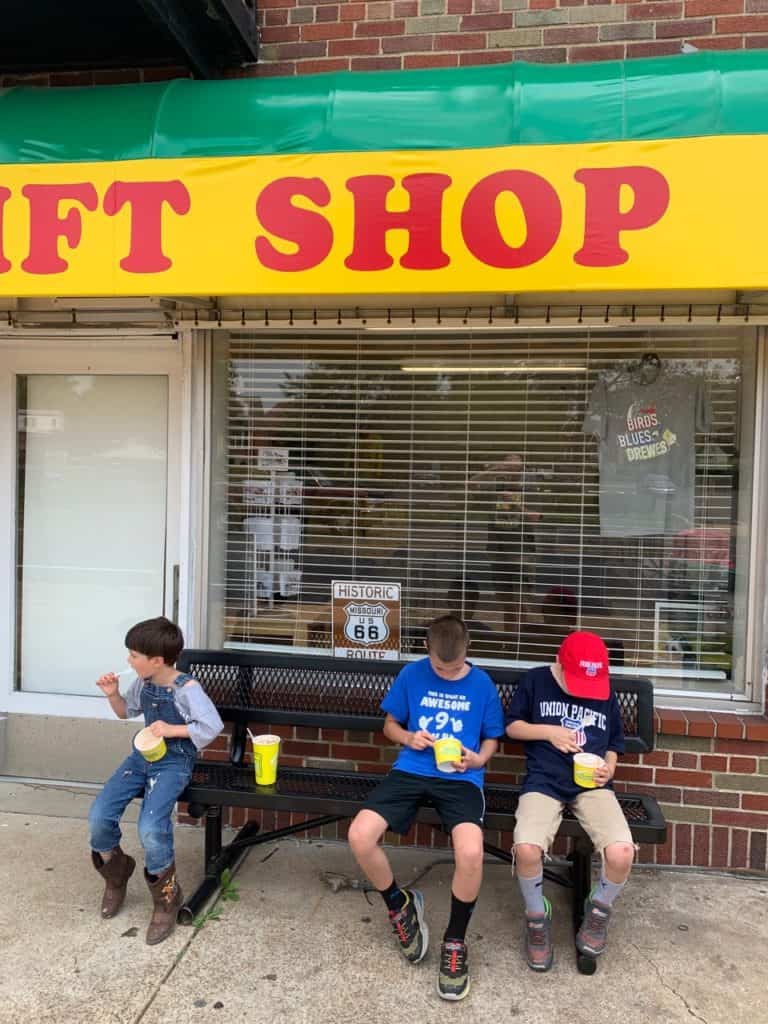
left=0, top=780, right=766, bottom=1024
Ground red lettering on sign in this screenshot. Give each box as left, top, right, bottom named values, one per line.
left=21, top=183, right=98, bottom=274
left=0, top=188, right=11, bottom=273
left=344, top=174, right=451, bottom=271
left=461, top=170, right=562, bottom=268
left=103, top=181, right=191, bottom=273
left=574, top=166, right=670, bottom=267
left=255, top=177, right=332, bottom=272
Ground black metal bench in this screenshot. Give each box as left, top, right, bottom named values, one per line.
left=177, top=649, right=666, bottom=974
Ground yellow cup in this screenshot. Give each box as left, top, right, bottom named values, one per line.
left=134, top=726, right=167, bottom=763
left=573, top=752, right=605, bottom=789
left=433, top=736, right=463, bottom=773
left=252, top=734, right=281, bottom=786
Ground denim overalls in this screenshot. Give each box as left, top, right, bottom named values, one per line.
left=89, top=674, right=198, bottom=875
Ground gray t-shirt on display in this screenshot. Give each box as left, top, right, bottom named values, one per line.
left=583, top=367, right=712, bottom=538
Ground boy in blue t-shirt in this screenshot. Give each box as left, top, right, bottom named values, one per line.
left=348, top=614, right=504, bottom=1002
left=505, top=631, right=635, bottom=972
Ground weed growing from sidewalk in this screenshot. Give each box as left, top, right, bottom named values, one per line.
left=192, top=868, right=240, bottom=931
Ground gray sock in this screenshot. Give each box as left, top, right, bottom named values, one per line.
left=594, top=873, right=625, bottom=907
left=518, top=871, right=546, bottom=916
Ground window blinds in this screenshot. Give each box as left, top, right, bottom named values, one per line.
left=208, top=327, right=754, bottom=697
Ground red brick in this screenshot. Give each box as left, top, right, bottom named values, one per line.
left=745, top=718, right=768, bottom=741
left=731, top=828, right=749, bottom=868
left=614, top=765, right=654, bottom=783
left=531, top=0, right=557, bottom=7
left=350, top=56, right=402, bottom=69
left=710, top=713, right=744, bottom=740
left=382, top=34, right=435, bottom=53
left=675, top=823, right=692, bottom=866
left=749, top=830, right=767, bottom=871
left=682, top=789, right=739, bottom=808
left=434, top=32, right=487, bottom=50
left=712, top=809, right=768, bottom=829
left=321, top=728, right=346, bottom=741
left=331, top=743, right=381, bottom=759
left=329, top=38, right=381, bottom=55
left=685, top=34, right=743, bottom=48
left=203, top=749, right=229, bottom=763
left=356, top=19, right=406, bottom=35
left=671, top=752, right=698, bottom=769
left=628, top=1, right=683, bottom=16
left=625, top=40, right=680, bottom=55
left=93, top=69, right=141, bottom=84
left=686, top=0, right=742, bottom=12
left=282, top=739, right=330, bottom=756
left=715, top=738, right=768, bottom=755
left=693, top=824, right=710, bottom=867
left=655, top=829, right=674, bottom=865
left=711, top=826, right=730, bottom=867
left=729, top=756, right=757, bottom=773
left=356, top=761, right=388, bottom=774
left=640, top=750, right=670, bottom=767
left=447, top=0, right=473, bottom=11
left=279, top=754, right=304, bottom=767
left=701, top=754, right=728, bottom=771
left=404, top=52, right=459, bottom=67
left=657, top=708, right=687, bottom=736
left=265, top=9, right=290, bottom=24
left=461, top=13, right=514, bottom=29
left=341, top=2, right=367, bottom=18
left=394, top=0, right=418, bottom=13
left=745, top=32, right=768, bottom=45
left=569, top=43, right=625, bottom=61
left=543, top=25, right=599, bottom=43
left=561, top=0, right=586, bottom=5
left=510, top=46, right=567, bottom=61
left=656, top=769, right=712, bottom=787
left=683, top=710, right=716, bottom=738
left=718, top=13, right=768, bottom=30
left=295, top=725, right=321, bottom=739
left=316, top=4, right=340, bottom=21
left=742, top=793, right=768, bottom=811
left=623, top=783, right=683, bottom=803
left=460, top=48, right=519, bottom=63
left=50, top=71, right=94, bottom=86
left=302, top=22, right=354, bottom=39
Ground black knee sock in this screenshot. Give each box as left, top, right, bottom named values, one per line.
left=379, top=878, right=407, bottom=914
left=444, top=893, right=476, bottom=943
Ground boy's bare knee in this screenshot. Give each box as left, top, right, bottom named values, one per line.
left=455, top=840, right=484, bottom=874
left=604, top=842, right=635, bottom=873
left=348, top=814, right=380, bottom=853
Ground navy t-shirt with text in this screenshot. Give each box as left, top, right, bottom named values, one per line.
left=381, top=657, right=505, bottom=791
left=506, top=666, right=625, bottom=802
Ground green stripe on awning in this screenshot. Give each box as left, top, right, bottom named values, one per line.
left=2, top=50, right=768, bottom=164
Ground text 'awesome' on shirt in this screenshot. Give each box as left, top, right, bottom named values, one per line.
left=506, top=666, right=625, bottom=803
left=381, top=658, right=505, bottom=791
left=583, top=367, right=711, bottom=538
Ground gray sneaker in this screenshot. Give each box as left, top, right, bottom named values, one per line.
left=438, top=940, right=470, bottom=1000
left=388, top=888, right=429, bottom=964
left=525, top=897, right=554, bottom=972
left=576, top=898, right=611, bottom=957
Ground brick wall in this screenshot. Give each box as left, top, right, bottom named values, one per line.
left=5, top=0, right=768, bottom=87
left=186, top=707, right=768, bottom=872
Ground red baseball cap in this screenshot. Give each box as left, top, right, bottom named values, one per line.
left=557, top=631, right=610, bottom=700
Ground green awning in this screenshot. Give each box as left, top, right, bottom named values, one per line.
left=2, top=50, right=768, bottom=164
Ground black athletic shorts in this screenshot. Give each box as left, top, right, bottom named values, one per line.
left=361, top=769, right=486, bottom=835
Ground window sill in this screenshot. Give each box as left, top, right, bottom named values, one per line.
left=656, top=705, right=768, bottom=741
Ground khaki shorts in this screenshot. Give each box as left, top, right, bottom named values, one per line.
left=513, top=789, right=634, bottom=856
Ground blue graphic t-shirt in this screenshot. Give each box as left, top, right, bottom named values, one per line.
left=381, top=657, right=505, bottom=791
left=506, top=666, right=625, bottom=802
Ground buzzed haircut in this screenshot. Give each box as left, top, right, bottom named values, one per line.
left=124, top=616, right=184, bottom=665
left=426, top=614, right=469, bottom=662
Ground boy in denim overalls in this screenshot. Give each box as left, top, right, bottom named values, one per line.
left=88, top=617, right=223, bottom=944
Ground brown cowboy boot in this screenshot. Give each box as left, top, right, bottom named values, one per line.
left=144, top=863, right=183, bottom=945
left=91, top=847, right=136, bottom=918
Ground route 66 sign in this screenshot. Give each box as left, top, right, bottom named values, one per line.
left=332, top=581, right=401, bottom=660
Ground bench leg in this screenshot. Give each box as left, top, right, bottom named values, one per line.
left=571, top=837, right=598, bottom=976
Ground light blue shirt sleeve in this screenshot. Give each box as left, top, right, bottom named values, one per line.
left=122, top=677, right=144, bottom=719
left=173, top=682, right=224, bottom=750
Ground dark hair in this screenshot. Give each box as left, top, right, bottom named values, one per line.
left=426, top=614, right=469, bottom=662
left=124, top=616, right=184, bottom=665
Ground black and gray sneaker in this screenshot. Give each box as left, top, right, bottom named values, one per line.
left=388, top=888, right=429, bottom=964
left=438, top=939, right=470, bottom=1001
left=525, top=897, right=554, bottom=972
left=576, top=897, right=611, bottom=957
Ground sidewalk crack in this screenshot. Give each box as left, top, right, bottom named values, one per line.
left=628, top=941, right=708, bottom=1024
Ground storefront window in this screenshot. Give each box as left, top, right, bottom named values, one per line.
left=207, top=328, right=756, bottom=698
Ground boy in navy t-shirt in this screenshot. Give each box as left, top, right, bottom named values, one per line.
left=348, top=614, right=504, bottom=1002
left=506, top=631, right=635, bottom=971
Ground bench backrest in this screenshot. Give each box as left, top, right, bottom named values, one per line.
left=177, top=649, right=655, bottom=754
